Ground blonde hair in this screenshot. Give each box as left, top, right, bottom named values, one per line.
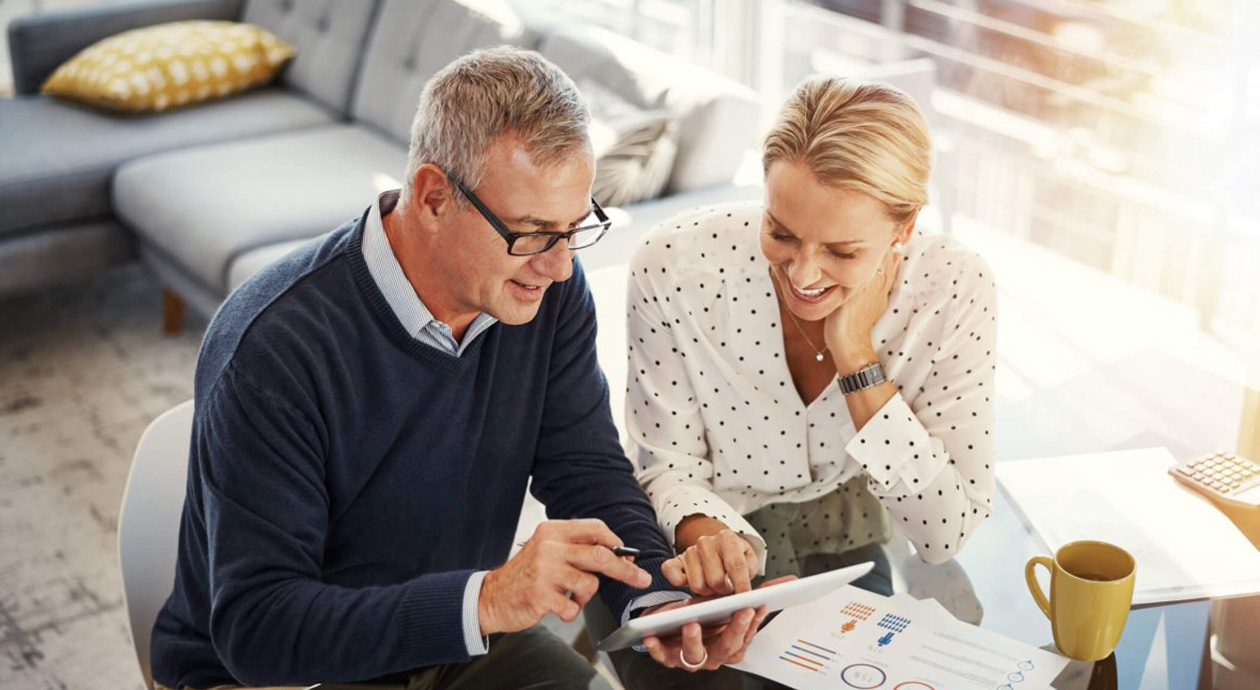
left=763, top=76, right=931, bottom=224
left=401, top=46, right=590, bottom=207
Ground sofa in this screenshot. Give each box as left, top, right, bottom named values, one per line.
left=1, top=0, right=761, bottom=325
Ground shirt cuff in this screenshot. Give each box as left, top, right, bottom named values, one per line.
left=622, top=590, right=692, bottom=625
left=462, top=570, right=490, bottom=656
left=845, top=394, right=938, bottom=494
left=651, top=483, right=769, bottom=576
left=623, top=590, right=692, bottom=653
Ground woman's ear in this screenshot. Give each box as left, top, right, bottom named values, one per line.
left=895, top=211, right=920, bottom=249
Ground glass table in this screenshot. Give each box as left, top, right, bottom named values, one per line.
left=887, top=487, right=1218, bottom=690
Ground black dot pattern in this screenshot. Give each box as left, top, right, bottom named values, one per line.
left=625, top=203, right=999, bottom=568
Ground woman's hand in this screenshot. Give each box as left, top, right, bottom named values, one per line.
left=665, top=519, right=759, bottom=596
left=824, top=248, right=900, bottom=371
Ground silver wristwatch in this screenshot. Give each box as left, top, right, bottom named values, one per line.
left=838, top=362, right=886, bottom=395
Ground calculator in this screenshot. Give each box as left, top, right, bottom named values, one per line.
left=1169, top=451, right=1260, bottom=508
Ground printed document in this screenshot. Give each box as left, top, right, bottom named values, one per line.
left=731, top=584, right=1068, bottom=689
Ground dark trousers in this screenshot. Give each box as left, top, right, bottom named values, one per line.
left=404, top=626, right=597, bottom=690
left=162, top=626, right=597, bottom=690
left=599, top=542, right=893, bottom=690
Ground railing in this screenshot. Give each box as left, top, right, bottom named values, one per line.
left=777, top=0, right=1260, bottom=346
left=526, top=0, right=1260, bottom=347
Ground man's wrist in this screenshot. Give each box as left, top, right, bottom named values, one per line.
left=476, top=569, right=497, bottom=636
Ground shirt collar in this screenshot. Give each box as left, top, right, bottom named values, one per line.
left=360, top=189, right=497, bottom=342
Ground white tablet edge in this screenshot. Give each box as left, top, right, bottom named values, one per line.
left=595, top=561, right=874, bottom=652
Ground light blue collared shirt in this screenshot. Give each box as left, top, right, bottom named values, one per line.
left=362, top=190, right=498, bottom=356
left=362, top=191, right=687, bottom=656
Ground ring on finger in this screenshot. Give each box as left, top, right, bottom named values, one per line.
left=679, top=648, right=709, bottom=670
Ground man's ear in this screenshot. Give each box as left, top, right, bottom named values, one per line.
left=410, top=164, right=455, bottom=224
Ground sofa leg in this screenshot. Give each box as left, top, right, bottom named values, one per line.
left=162, top=288, right=185, bottom=335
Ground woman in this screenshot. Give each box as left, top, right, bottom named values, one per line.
left=628, top=76, right=998, bottom=603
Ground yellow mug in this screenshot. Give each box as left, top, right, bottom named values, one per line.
left=1025, top=540, right=1136, bottom=661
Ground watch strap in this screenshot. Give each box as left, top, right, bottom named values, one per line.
left=839, top=362, right=886, bottom=395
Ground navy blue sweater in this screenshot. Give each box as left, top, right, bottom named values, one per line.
left=151, top=210, right=680, bottom=688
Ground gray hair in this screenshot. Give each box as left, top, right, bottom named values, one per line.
left=400, top=46, right=591, bottom=207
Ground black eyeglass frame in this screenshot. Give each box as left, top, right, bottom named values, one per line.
left=449, top=175, right=612, bottom=256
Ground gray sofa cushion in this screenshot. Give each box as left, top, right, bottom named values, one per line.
left=113, top=124, right=406, bottom=294
left=242, top=0, right=381, bottom=115
left=350, top=0, right=539, bottom=144
left=0, top=87, right=336, bottom=237
left=539, top=25, right=760, bottom=195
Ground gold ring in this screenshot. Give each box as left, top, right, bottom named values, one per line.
left=679, top=648, right=709, bottom=669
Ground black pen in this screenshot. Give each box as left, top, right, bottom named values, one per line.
left=516, top=542, right=639, bottom=558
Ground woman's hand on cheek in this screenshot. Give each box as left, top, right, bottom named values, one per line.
left=824, top=248, right=900, bottom=369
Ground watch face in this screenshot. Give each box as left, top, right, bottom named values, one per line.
left=842, top=363, right=884, bottom=394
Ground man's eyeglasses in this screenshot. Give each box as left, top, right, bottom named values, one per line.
left=449, top=175, right=612, bottom=256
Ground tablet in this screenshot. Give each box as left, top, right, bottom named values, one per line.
left=596, top=561, right=874, bottom=652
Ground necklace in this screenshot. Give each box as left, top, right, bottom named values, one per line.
left=772, top=268, right=829, bottom=362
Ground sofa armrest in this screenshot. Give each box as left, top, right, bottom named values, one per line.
left=8, top=0, right=244, bottom=95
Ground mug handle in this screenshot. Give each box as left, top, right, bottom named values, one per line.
left=1025, top=555, right=1053, bottom=619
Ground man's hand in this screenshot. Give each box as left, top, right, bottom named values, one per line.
left=478, top=519, right=652, bottom=635
left=641, top=575, right=796, bottom=671
left=662, top=528, right=758, bottom=596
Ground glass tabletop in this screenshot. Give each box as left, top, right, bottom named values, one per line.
left=885, top=487, right=1212, bottom=690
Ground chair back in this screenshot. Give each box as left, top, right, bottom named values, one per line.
left=118, top=400, right=195, bottom=690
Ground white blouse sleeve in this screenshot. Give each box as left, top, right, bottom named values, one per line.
left=624, top=245, right=768, bottom=572
left=844, top=255, right=998, bottom=565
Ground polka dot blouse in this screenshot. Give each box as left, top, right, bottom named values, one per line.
left=625, top=201, right=998, bottom=568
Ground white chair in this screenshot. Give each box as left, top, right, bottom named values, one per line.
left=118, top=400, right=195, bottom=690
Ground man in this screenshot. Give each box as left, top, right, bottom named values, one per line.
left=150, top=47, right=766, bottom=690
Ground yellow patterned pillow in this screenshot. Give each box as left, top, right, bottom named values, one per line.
left=41, top=21, right=295, bottom=113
